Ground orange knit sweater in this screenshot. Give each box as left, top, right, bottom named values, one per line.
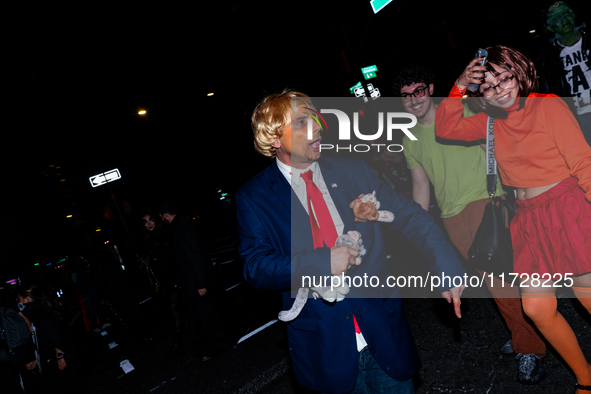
left=435, top=85, right=591, bottom=202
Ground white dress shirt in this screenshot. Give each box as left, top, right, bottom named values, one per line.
left=276, top=158, right=368, bottom=351
left=276, top=159, right=345, bottom=236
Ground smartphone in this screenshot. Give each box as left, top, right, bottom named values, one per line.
left=467, top=48, right=488, bottom=92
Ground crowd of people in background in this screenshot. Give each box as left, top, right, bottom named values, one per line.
left=0, top=200, right=238, bottom=393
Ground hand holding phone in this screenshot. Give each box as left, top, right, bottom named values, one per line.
left=467, top=48, right=488, bottom=92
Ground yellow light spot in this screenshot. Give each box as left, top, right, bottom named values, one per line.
left=138, top=110, right=147, bottom=115
left=207, top=93, right=214, bottom=96
left=67, top=215, right=73, bottom=218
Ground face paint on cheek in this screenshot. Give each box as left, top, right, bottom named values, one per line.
left=548, top=5, right=575, bottom=31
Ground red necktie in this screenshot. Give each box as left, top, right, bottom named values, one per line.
left=301, top=171, right=362, bottom=335
left=300, top=170, right=338, bottom=249
left=353, top=314, right=361, bottom=334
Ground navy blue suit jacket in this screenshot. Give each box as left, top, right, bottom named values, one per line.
left=235, top=157, right=465, bottom=393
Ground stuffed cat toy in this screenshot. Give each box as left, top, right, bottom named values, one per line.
left=278, top=192, right=394, bottom=323
left=349, top=191, right=395, bottom=223
left=278, top=231, right=366, bottom=322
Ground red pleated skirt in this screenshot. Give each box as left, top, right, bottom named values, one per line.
left=511, top=177, right=591, bottom=276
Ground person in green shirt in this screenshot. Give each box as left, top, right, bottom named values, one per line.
left=395, top=65, right=546, bottom=385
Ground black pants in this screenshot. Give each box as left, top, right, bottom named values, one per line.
left=184, top=290, right=233, bottom=357
left=0, top=364, right=24, bottom=394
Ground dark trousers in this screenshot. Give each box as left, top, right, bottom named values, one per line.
left=0, top=365, right=24, bottom=394
left=346, top=347, right=414, bottom=394
left=185, top=290, right=233, bottom=357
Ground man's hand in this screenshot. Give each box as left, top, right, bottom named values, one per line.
left=198, top=288, right=207, bottom=296
left=330, top=246, right=359, bottom=275
left=26, top=360, right=37, bottom=370
left=57, top=358, right=67, bottom=370
left=441, top=285, right=465, bottom=318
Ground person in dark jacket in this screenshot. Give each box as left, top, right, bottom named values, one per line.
left=16, top=284, right=80, bottom=394
left=537, top=1, right=591, bottom=146
left=137, top=210, right=182, bottom=354
left=0, top=286, right=31, bottom=394
left=158, top=202, right=234, bottom=360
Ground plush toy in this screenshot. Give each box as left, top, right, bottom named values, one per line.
left=349, top=191, right=394, bottom=223
left=278, top=192, right=393, bottom=322
left=278, top=231, right=366, bottom=322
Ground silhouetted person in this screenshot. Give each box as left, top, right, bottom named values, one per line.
left=136, top=210, right=182, bottom=355
left=158, top=202, right=233, bottom=360
left=16, top=284, right=80, bottom=394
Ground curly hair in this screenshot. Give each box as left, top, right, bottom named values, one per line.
left=465, top=45, right=538, bottom=119
left=392, top=65, right=436, bottom=96
left=251, top=90, right=314, bottom=158
left=545, top=1, right=576, bottom=26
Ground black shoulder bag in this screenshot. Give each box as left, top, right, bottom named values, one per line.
left=467, top=117, right=515, bottom=281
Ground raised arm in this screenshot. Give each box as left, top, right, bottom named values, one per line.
left=436, top=57, right=489, bottom=142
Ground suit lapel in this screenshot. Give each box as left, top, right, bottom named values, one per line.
left=268, top=160, right=313, bottom=239
left=269, top=160, right=291, bottom=213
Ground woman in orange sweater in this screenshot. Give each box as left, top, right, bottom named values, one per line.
left=435, top=45, right=591, bottom=393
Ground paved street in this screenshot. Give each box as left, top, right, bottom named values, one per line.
left=18, top=234, right=586, bottom=394
left=72, top=279, right=590, bottom=394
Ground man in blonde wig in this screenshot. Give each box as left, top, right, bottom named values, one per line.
left=236, top=90, right=465, bottom=393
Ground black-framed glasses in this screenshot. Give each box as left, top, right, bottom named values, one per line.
left=480, top=75, right=515, bottom=97
left=400, top=86, right=429, bottom=102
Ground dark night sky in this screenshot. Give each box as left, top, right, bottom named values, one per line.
left=3, top=0, right=590, bottom=278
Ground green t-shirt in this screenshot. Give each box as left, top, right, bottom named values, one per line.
left=402, top=106, right=504, bottom=218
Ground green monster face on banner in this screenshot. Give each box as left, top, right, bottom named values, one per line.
left=546, top=2, right=576, bottom=36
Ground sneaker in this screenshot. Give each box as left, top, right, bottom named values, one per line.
left=500, top=339, right=514, bottom=355
left=516, top=353, right=545, bottom=384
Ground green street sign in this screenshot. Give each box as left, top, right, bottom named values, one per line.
left=370, top=0, right=393, bottom=14
left=361, top=65, right=378, bottom=74
left=349, top=81, right=363, bottom=94
left=363, top=72, right=377, bottom=80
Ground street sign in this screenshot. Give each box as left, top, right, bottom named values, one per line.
left=354, top=87, right=366, bottom=98
left=89, top=169, right=122, bottom=188
left=361, top=65, right=377, bottom=74
left=365, top=84, right=381, bottom=100
left=349, top=81, right=363, bottom=94
left=370, top=0, right=393, bottom=14
left=370, top=87, right=381, bottom=99
left=361, top=65, right=378, bottom=80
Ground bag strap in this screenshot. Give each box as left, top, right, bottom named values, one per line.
left=486, top=116, right=497, bottom=199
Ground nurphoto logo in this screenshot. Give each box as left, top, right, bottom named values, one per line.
left=307, top=106, right=418, bottom=153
